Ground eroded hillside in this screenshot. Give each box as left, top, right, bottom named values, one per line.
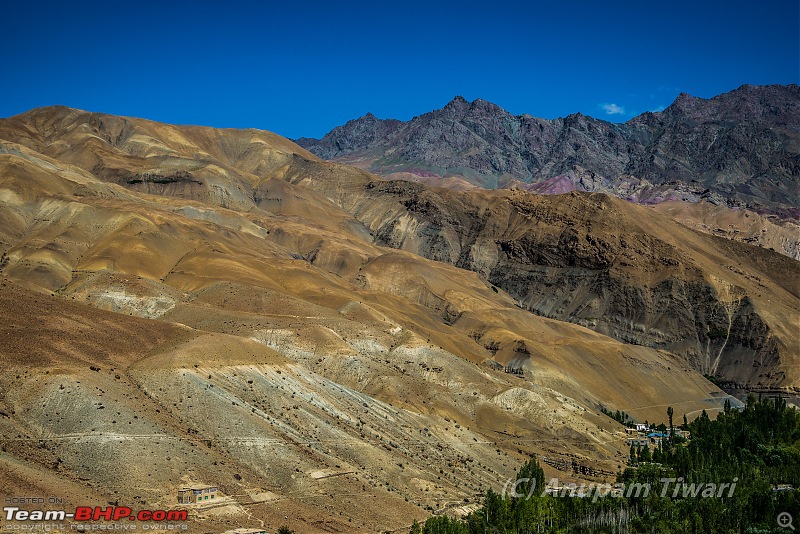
left=1, top=107, right=797, bottom=388
left=0, top=106, right=794, bottom=532
left=279, top=160, right=799, bottom=388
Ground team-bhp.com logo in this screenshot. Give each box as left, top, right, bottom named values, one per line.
left=4, top=506, right=188, bottom=522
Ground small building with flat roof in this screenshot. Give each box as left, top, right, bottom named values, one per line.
left=177, top=484, right=218, bottom=504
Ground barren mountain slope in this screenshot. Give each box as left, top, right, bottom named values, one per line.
left=1, top=106, right=796, bottom=390
left=650, top=201, right=800, bottom=260
left=0, top=105, right=319, bottom=212
left=0, top=129, right=738, bottom=532
left=279, top=160, right=799, bottom=388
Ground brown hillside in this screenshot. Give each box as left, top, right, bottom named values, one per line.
left=0, top=106, right=793, bottom=532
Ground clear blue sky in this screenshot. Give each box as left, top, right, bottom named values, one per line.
left=1, top=0, right=797, bottom=139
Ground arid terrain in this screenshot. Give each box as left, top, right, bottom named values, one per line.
left=298, top=84, right=800, bottom=219
left=0, top=106, right=796, bottom=533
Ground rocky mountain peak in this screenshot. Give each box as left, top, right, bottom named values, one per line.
left=438, top=95, right=472, bottom=118
left=445, top=95, right=469, bottom=108
left=664, top=91, right=700, bottom=114
left=470, top=98, right=504, bottom=112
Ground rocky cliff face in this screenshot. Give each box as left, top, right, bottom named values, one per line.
left=279, top=166, right=799, bottom=388
left=297, top=84, right=800, bottom=218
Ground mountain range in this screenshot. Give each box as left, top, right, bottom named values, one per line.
left=297, top=84, right=800, bottom=221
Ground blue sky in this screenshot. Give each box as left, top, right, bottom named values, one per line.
left=1, top=0, right=797, bottom=139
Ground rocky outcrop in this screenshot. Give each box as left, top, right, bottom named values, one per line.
left=284, top=172, right=799, bottom=388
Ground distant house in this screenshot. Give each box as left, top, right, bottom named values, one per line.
left=634, top=423, right=648, bottom=432
left=177, top=484, right=218, bottom=504
left=627, top=438, right=649, bottom=448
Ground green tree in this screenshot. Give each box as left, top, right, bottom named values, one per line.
left=514, top=454, right=546, bottom=497
left=639, top=444, right=652, bottom=463
left=422, top=396, right=800, bottom=534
